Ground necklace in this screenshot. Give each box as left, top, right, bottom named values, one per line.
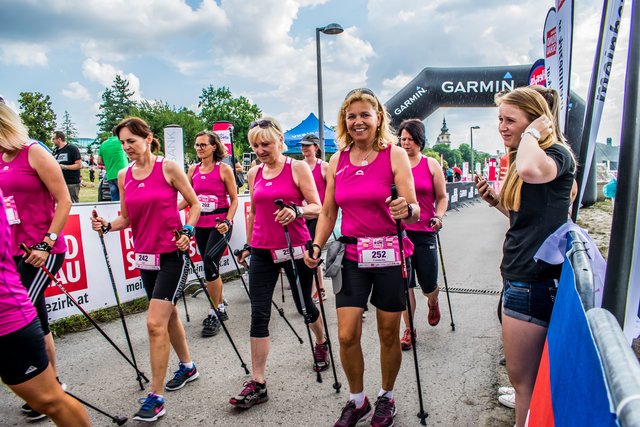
left=359, top=148, right=374, bottom=166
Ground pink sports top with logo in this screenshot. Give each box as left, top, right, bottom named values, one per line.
left=311, top=159, right=327, bottom=204
left=406, top=155, right=436, bottom=233
left=192, top=162, right=230, bottom=228
left=124, top=157, right=182, bottom=254
left=0, top=142, right=67, bottom=256
left=251, top=157, right=311, bottom=250
left=334, top=145, right=413, bottom=261
left=0, top=188, right=37, bottom=336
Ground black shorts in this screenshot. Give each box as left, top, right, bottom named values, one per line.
left=306, top=218, right=318, bottom=239
left=139, top=251, right=189, bottom=304
left=407, top=231, right=438, bottom=294
left=0, top=318, right=49, bottom=385
left=502, top=278, right=557, bottom=327
left=13, top=253, right=65, bottom=335
left=195, top=225, right=232, bottom=281
left=336, top=258, right=409, bottom=313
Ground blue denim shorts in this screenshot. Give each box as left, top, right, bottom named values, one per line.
left=502, top=279, right=557, bottom=327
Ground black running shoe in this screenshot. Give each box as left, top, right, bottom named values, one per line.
left=133, top=393, right=165, bottom=422
left=313, top=342, right=330, bottom=372
left=333, top=397, right=372, bottom=427
left=24, top=409, right=47, bottom=422
left=229, top=380, right=268, bottom=409
left=217, top=309, right=229, bottom=322
left=202, top=315, right=221, bottom=337
left=164, top=362, right=199, bottom=391
left=370, top=395, right=397, bottom=427
left=21, top=403, right=31, bottom=413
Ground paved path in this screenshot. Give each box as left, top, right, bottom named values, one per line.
left=1, top=200, right=517, bottom=426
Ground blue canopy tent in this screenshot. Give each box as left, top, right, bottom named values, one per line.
left=284, top=113, right=337, bottom=155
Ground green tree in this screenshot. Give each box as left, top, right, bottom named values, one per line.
left=131, top=101, right=205, bottom=162
left=60, top=110, right=78, bottom=143
left=198, top=86, right=262, bottom=157
left=18, top=92, right=57, bottom=146
left=432, top=143, right=462, bottom=167
left=96, top=75, right=135, bottom=134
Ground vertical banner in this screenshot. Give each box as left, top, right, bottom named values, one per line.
left=212, top=121, right=233, bottom=158
left=543, top=8, right=559, bottom=103
left=554, top=0, right=574, bottom=131
left=529, top=58, right=547, bottom=87
left=164, top=125, right=184, bottom=168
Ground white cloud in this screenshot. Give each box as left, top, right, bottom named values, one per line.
left=62, top=82, right=91, bottom=101
left=82, top=58, right=143, bottom=101
left=0, top=43, right=48, bottom=67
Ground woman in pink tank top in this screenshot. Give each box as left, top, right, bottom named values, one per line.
left=397, top=119, right=448, bottom=352
left=180, top=130, right=238, bottom=337
left=91, top=117, right=202, bottom=422
left=0, top=103, right=73, bottom=420
left=300, top=133, right=329, bottom=303
left=230, top=117, right=327, bottom=409
left=304, top=89, right=420, bottom=426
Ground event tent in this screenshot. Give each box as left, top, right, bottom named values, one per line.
left=284, top=113, right=337, bottom=154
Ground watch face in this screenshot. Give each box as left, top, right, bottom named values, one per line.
left=47, top=233, right=58, bottom=241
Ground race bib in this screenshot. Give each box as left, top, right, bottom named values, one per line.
left=198, top=194, right=218, bottom=213
left=135, top=253, right=161, bottom=270
left=357, top=236, right=401, bottom=268
left=3, top=196, right=20, bottom=225
left=271, top=245, right=305, bottom=263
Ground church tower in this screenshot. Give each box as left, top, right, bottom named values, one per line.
left=437, top=116, right=451, bottom=145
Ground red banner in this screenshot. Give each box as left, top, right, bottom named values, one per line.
left=46, top=214, right=88, bottom=296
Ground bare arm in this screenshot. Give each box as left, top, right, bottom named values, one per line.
left=91, top=169, right=130, bottom=232
left=177, top=164, right=196, bottom=211
left=516, top=116, right=556, bottom=184
left=427, top=157, right=448, bottom=231
left=292, top=159, right=321, bottom=219
left=236, top=166, right=258, bottom=266
left=215, top=163, right=239, bottom=234
left=164, top=160, right=201, bottom=227
left=389, top=145, right=419, bottom=223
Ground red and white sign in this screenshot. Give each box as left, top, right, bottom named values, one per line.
left=545, top=27, right=557, bottom=58
left=212, top=121, right=233, bottom=158
left=46, top=214, right=88, bottom=296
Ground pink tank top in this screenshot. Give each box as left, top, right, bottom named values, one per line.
left=0, top=142, right=67, bottom=256
left=192, top=162, right=230, bottom=228
left=124, top=157, right=182, bottom=254
left=0, top=188, right=37, bottom=336
left=311, top=159, right=327, bottom=204
left=334, top=145, right=413, bottom=261
left=406, top=155, right=437, bottom=233
left=251, top=158, right=311, bottom=250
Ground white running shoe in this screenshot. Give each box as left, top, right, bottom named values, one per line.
left=498, top=393, right=516, bottom=409
left=498, top=386, right=514, bottom=395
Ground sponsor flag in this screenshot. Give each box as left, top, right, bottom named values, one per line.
left=163, top=125, right=184, bottom=168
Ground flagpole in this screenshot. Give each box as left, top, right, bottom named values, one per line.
left=603, top=0, right=640, bottom=326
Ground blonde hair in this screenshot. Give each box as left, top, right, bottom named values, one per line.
left=0, top=103, right=29, bottom=151
left=335, top=89, right=396, bottom=152
left=247, top=116, right=286, bottom=152
left=497, top=86, right=575, bottom=211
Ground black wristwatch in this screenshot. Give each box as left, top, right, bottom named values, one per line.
left=404, top=203, right=414, bottom=220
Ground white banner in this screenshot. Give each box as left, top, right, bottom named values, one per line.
left=44, top=196, right=252, bottom=321
left=164, top=126, right=184, bottom=168
left=544, top=7, right=559, bottom=108
left=555, top=0, right=573, bottom=131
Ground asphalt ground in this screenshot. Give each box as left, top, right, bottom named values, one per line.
left=1, top=200, right=516, bottom=426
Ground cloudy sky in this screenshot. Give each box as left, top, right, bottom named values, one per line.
left=0, top=0, right=631, bottom=154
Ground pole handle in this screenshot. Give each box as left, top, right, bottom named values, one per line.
left=19, top=242, right=31, bottom=255
left=92, top=209, right=104, bottom=237
left=391, top=184, right=398, bottom=201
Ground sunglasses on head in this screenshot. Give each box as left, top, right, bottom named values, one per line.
left=249, top=120, right=277, bottom=130
left=345, top=87, right=377, bottom=100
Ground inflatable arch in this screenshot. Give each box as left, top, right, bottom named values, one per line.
left=384, top=65, right=596, bottom=206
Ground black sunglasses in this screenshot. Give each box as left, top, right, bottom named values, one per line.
left=345, top=87, right=377, bottom=100
left=249, top=120, right=276, bottom=130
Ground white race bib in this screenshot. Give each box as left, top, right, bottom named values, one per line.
left=135, top=253, right=161, bottom=270
left=357, top=236, right=401, bottom=268
left=3, top=196, right=20, bottom=225
left=271, top=245, right=305, bottom=263
left=198, top=194, right=218, bottom=213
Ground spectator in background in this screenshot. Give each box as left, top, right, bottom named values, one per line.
left=98, top=128, right=129, bottom=201
left=52, top=131, right=82, bottom=203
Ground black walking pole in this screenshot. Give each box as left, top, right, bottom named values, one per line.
left=173, top=232, right=249, bottom=375
left=65, top=390, right=128, bottom=425
left=390, top=186, right=428, bottom=425
left=180, top=281, right=191, bottom=322
left=92, top=210, right=148, bottom=390
left=274, top=199, right=322, bottom=383
left=280, top=269, right=285, bottom=303
left=434, top=231, right=455, bottom=331
left=306, top=241, right=341, bottom=393
left=20, top=244, right=149, bottom=383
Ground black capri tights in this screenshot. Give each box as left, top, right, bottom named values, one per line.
left=248, top=248, right=319, bottom=338
left=195, top=225, right=232, bottom=281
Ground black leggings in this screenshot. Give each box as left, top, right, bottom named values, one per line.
left=195, top=225, right=233, bottom=281
left=248, top=248, right=319, bottom=338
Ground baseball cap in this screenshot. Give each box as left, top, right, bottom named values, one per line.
left=300, top=133, right=320, bottom=145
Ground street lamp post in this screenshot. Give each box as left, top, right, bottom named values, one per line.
left=316, top=23, right=344, bottom=159
left=470, top=125, right=480, bottom=177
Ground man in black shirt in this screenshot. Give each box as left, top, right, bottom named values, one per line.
left=52, top=131, right=82, bottom=203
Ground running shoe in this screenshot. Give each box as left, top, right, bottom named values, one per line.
left=133, top=393, right=165, bottom=422
left=498, top=386, right=515, bottom=395
left=498, top=393, right=516, bottom=409
left=428, top=299, right=441, bottom=326
left=370, top=395, right=397, bottom=427
left=217, top=309, right=229, bottom=322
left=400, top=328, right=415, bottom=351
left=202, top=315, right=221, bottom=337
left=333, top=397, right=372, bottom=427
left=165, top=362, right=199, bottom=391
left=313, top=342, right=330, bottom=372
left=312, top=288, right=327, bottom=304
left=229, top=380, right=268, bottom=408
left=24, top=409, right=47, bottom=421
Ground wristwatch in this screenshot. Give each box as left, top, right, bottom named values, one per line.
left=404, top=203, right=414, bottom=220
left=523, top=128, right=541, bottom=141
left=45, top=232, right=58, bottom=242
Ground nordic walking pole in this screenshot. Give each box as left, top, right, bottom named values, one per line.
left=65, top=390, right=128, bottom=425
left=434, top=231, right=455, bottom=331
left=274, top=199, right=322, bottom=383
left=280, top=269, right=285, bottom=303
left=306, top=241, right=341, bottom=393
left=173, top=232, right=250, bottom=375
left=20, top=243, right=149, bottom=383
left=181, top=281, right=190, bottom=322
left=214, top=218, right=304, bottom=344
left=390, top=186, right=428, bottom=425
left=92, top=210, right=147, bottom=390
